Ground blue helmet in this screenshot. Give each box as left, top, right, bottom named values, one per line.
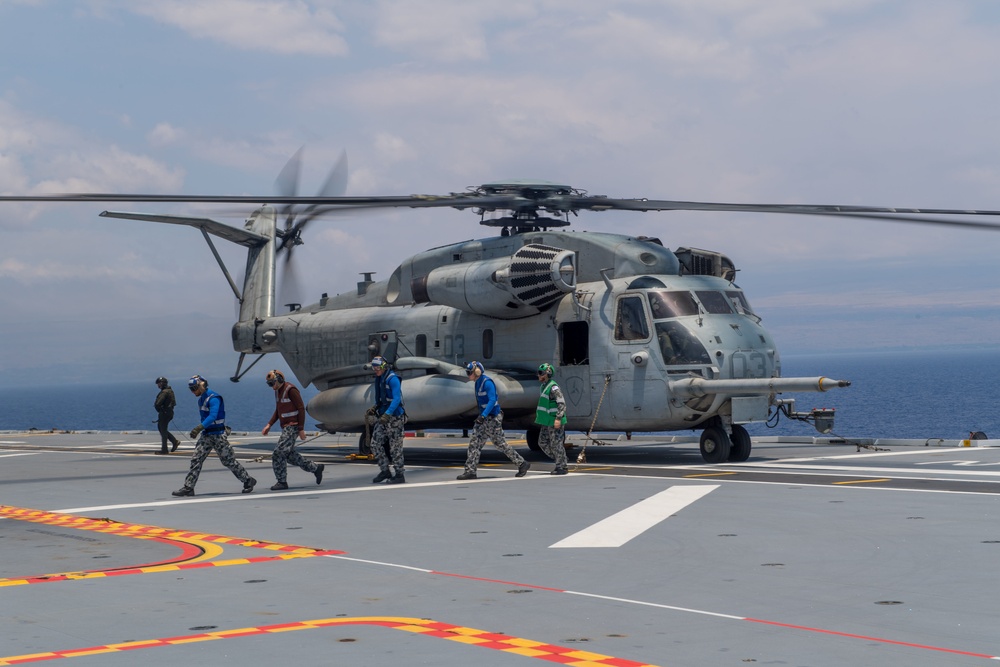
left=465, top=361, right=484, bottom=376
left=371, top=356, right=388, bottom=371
left=188, top=374, right=207, bottom=389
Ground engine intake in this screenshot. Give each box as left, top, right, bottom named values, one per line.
left=411, top=243, right=576, bottom=318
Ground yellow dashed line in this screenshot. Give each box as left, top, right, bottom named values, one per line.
left=683, top=472, right=738, bottom=478
left=0, top=617, right=662, bottom=666
left=833, top=478, right=891, bottom=485
left=0, top=505, right=342, bottom=587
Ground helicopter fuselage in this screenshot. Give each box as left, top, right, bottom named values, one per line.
left=233, top=229, right=797, bottom=437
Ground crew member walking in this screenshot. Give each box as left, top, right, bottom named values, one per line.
left=535, top=363, right=568, bottom=474
left=368, top=357, right=406, bottom=484
left=456, top=361, right=530, bottom=480
left=172, top=375, right=256, bottom=497
left=262, top=370, right=323, bottom=490
left=154, top=377, right=181, bottom=454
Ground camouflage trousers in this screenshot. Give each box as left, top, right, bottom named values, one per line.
left=539, top=426, right=568, bottom=470
left=184, top=432, right=251, bottom=489
left=371, top=415, right=405, bottom=474
left=272, top=425, right=319, bottom=484
left=463, top=415, right=525, bottom=474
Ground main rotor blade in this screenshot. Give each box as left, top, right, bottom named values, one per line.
left=574, top=197, right=1000, bottom=217
left=0, top=192, right=519, bottom=208
left=8, top=191, right=1000, bottom=229
left=571, top=198, right=1000, bottom=230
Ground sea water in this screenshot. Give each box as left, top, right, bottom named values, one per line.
left=1, top=348, right=997, bottom=440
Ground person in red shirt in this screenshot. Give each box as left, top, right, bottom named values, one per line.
left=261, top=370, right=324, bottom=490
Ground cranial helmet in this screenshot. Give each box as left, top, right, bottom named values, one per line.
left=537, top=362, right=554, bottom=377
left=266, top=370, right=285, bottom=386
left=155, top=377, right=167, bottom=385
left=371, top=356, right=388, bottom=371
left=188, top=375, right=207, bottom=389
left=465, top=361, right=484, bottom=375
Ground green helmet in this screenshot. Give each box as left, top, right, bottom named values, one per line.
left=537, top=362, right=554, bottom=377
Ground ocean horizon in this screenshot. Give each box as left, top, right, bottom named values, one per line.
left=2, top=348, right=997, bottom=440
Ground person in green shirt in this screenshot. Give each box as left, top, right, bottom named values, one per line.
left=535, top=363, right=568, bottom=475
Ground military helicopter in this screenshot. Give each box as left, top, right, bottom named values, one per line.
left=8, top=163, right=1000, bottom=463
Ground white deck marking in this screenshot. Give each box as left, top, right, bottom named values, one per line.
left=55, top=473, right=550, bottom=513
left=550, top=484, right=718, bottom=548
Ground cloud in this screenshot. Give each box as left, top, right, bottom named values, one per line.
left=147, top=122, right=185, bottom=148
left=127, top=0, right=349, bottom=57
left=756, top=286, right=1000, bottom=312
left=33, top=145, right=185, bottom=193
left=0, top=256, right=156, bottom=285
left=373, top=0, right=535, bottom=62
left=373, top=132, right=416, bottom=163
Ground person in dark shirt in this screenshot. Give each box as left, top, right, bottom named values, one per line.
left=154, top=377, right=181, bottom=454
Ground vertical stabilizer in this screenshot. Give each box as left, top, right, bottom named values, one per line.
left=239, top=206, right=277, bottom=322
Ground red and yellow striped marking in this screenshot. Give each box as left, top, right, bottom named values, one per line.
left=0, top=616, right=661, bottom=666
left=0, top=505, right=344, bottom=587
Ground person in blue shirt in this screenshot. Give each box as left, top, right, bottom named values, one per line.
left=172, top=375, right=256, bottom=497
left=456, top=361, right=529, bottom=480
left=368, top=357, right=406, bottom=484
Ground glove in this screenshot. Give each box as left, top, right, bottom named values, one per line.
left=189, top=424, right=204, bottom=439
left=379, top=413, right=390, bottom=425
left=474, top=415, right=485, bottom=426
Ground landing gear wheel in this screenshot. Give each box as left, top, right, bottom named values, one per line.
left=699, top=426, right=732, bottom=464
left=728, top=424, right=752, bottom=462
left=359, top=430, right=372, bottom=456
left=526, top=427, right=541, bottom=452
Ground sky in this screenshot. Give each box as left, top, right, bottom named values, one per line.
left=3, top=0, right=1000, bottom=388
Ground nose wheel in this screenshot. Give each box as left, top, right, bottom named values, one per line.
left=699, top=426, right=731, bottom=463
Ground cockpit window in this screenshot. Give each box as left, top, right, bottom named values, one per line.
left=695, top=291, right=734, bottom=314
left=655, top=322, right=712, bottom=365
left=614, top=296, right=650, bottom=341
left=726, top=290, right=754, bottom=316
left=646, top=290, right=699, bottom=319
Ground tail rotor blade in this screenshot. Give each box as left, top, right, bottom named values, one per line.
left=291, top=150, right=349, bottom=236
left=278, top=251, right=304, bottom=311
left=275, top=146, right=304, bottom=243
left=317, top=150, right=348, bottom=198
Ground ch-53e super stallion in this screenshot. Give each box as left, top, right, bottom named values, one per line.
left=8, top=156, right=1000, bottom=463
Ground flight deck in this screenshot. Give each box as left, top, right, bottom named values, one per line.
left=2, top=431, right=999, bottom=666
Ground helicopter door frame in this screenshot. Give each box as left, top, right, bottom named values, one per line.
left=556, top=320, right=593, bottom=419
left=607, top=292, right=669, bottom=425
